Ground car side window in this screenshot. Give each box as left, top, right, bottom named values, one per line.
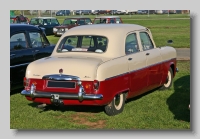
left=125, top=33, right=139, bottom=55
left=51, top=19, right=59, bottom=25
left=116, top=18, right=122, bottom=23
left=85, top=19, right=92, bottom=24
left=10, top=33, right=27, bottom=51
left=77, top=19, right=85, bottom=25
left=139, top=32, right=154, bottom=51
left=29, top=32, right=45, bottom=48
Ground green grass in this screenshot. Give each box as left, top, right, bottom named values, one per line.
left=10, top=61, right=190, bottom=129
left=37, top=14, right=190, bottom=48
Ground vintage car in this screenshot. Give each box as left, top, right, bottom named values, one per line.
left=29, top=17, right=60, bottom=35
left=93, top=16, right=123, bottom=24
left=21, top=24, right=178, bottom=116
left=53, top=17, right=92, bottom=37
left=56, top=10, right=71, bottom=16
left=10, top=24, right=56, bottom=90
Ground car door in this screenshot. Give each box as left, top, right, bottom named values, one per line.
left=125, top=33, right=148, bottom=98
left=139, top=32, right=163, bottom=90
left=10, top=31, right=34, bottom=86
left=28, top=31, right=54, bottom=60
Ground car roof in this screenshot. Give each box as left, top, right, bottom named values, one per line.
left=65, top=16, right=90, bottom=19
left=65, top=24, right=146, bottom=36
left=10, top=24, right=41, bottom=32
left=57, top=24, right=147, bottom=57
left=31, top=17, right=57, bottom=19
left=94, top=16, right=121, bottom=18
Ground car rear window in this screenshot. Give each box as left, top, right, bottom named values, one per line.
left=57, top=35, right=108, bottom=53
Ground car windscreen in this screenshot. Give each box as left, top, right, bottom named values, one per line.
left=30, top=18, right=43, bottom=25
left=57, top=35, right=108, bottom=53
left=63, top=19, right=77, bottom=25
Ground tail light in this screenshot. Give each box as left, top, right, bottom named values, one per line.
left=93, top=80, right=99, bottom=90
left=23, top=77, right=30, bottom=90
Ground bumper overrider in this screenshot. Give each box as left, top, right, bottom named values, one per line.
left=21, top=74, right=103, bottom=104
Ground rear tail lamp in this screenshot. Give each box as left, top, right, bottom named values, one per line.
left=23, top=77, right=30, bottom=90
left=93, top=80, right=99, bottom=90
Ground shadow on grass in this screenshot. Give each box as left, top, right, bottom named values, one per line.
left=28, top=102, right=104, bottom=114
left=167, top=75, right=190, bottom=122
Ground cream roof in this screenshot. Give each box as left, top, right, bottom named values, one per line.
left=52, top=24, right=147, bottom=58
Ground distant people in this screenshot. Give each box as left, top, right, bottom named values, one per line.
left=17, top=14, right=27, bottom=23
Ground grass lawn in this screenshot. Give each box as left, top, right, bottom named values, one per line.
left=10, top=61, right=190, bottom=129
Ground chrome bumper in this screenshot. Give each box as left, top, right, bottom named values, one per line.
left=21, top=74, right=103, bottom=102
left=21, top=89, right=103, bottom=102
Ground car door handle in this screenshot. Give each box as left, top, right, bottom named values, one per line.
left=128, top=58, right=132, bottom=60
left=10, top=54, right=15, bottom=57
left=146, top=53, right=150, bottom=55
left=35, top=50, right=40, bottom=52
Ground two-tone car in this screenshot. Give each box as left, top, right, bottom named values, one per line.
left=21, top=24, right=178, bottom=116
left=53, top=17, right=92, bottom=37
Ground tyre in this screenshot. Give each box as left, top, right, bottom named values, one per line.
left=104, top=93, right=125, bottom=116
left=160, top=67, right=173, bottom=90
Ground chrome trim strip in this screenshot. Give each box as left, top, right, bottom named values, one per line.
left=10, top=62, right=30, bottom=68
left=21, top=88, right=103, bottom=101
left=42, top=74, right=80, bottom=81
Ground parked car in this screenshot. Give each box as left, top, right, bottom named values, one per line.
left=21, top=24, right=178, bottom=116
left=53, top=17, right=92, bottom=36
left=109, top=10, right=117, bottom=15
left=29, top=17, right=60, bottom=35
left=75, top=10, right=92, bottom=15
left=91, top=10, right=99, bottom=15
left=137, top=10, right=148, bottom=14
left=116, top=10, right=128, bottom=15
left=98, top=10, right=110, bottom=15
left=10, top=15, right=30, bottom=24
left=10, top=24, right=56, bottom=90
left=56, top=10, right=71, bottom=16
left=155, top=10, right=163, bottom=14
left=93, top=16, right=123, bottom=24
left=169, top=10, right=177, bottom=14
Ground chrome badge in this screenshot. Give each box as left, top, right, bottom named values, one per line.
left=59, top=68, right=63, bottom=76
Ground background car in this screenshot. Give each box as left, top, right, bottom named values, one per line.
left=10, top=24, right=56, bottom=90
left=75, top=10, right=92, bottom=15
left=137, top=10, right=148, bottom=14
left=116, top=10, right=128, bottom=15
left=29, top=17, right=60, bottom=35
left=169, top=10, right=177, bottom=14
left=53, top=17, right=92, bottom=36
left=56, top=10, right=71, bottom=16
left=91, top=10, right=100, bottom=15
left=93, top=16, right=123, bottom=24
left=98, top=10, right=111, bottom=15
left=109, top=10, right=117, bottom=15
left=155, top=10, right=163, bottom=14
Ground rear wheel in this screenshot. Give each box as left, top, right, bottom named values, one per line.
left=104, top=93, right=125, bottom=116
left=160, top=67, right=173, bottom=90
